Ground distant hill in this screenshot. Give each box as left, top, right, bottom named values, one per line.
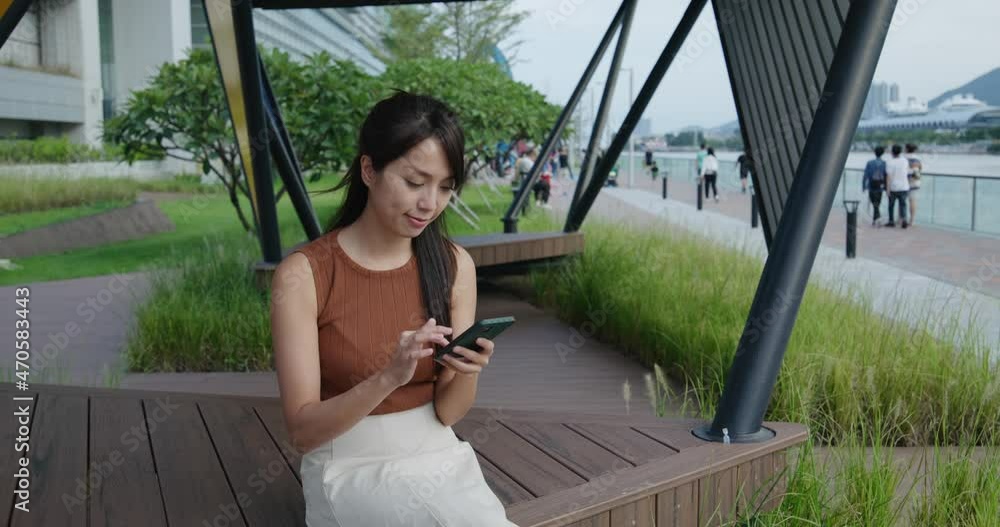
left=928, top=67, right=1000, bottom=108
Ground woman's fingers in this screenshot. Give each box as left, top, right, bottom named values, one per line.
left=413, top=330, right=450, bottom=347
left=448, top=345, right=489, bottom=366
left=441, top=354, right=482, bottom=374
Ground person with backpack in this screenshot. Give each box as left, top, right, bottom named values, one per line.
left=736, top=150, right=754, bottom=194
left=862, top=145, right=887, bottom=226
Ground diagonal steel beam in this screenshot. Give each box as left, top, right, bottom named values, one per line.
left=695, top=0, right=898, bottom=443
left=258, top=55, right=323, bottom=241
left=564, top=0, right=708, bottom=232
left=567, top=0, right=639, bottom=220
left=0, top=0, right=32, bottom=50
left=502, top=0, right=633, bottom=233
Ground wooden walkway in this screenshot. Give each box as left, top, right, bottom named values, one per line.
left=1, top=382, right=806, bottom=527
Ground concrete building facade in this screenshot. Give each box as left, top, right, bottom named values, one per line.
left=0, top=0, right=388, bottom=147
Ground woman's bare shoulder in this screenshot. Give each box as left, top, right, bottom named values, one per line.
left=272, top=252, right=318, bottom=316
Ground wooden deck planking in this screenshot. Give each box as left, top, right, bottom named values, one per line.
left=198, top=400, right=304, bottom=526
left=477, top=453, right=536, bottom=506
left=500, top=421, right=636, bottom=480
left=1, top=383, right=806, bottom=527
left=143, top=397, right=249, bottom=527
left=13, top=393, right=88, bottom=527
left=1, top=394, right=36, bottom=523
left=254, top=404, right=302, bottom=482
left=452, top=413, right=587, bottom=497
left=89, top=396, right=168, bottom=527
left=564, top=423, right=678, bottom=465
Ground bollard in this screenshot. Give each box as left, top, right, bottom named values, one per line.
left=697, top=179, right=703, bottom=210
left=514, top=187, right=530, bottom=216
left=751, top=191, right=758, bottom=228
left=662, top=175, right=668, bottom=199
left=844, top=200, right=859, bottom=258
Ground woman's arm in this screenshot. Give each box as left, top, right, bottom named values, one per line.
left=433, top=245, right=479, bottom=427
left=270, top=253, right=398, bottom=455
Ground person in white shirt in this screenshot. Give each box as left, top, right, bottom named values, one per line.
left=884, top=144, right=910, bottom=228
left=699, top=147, right=721, bottom=202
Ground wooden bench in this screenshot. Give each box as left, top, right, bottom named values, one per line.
left=0, top=383, right=806, bottom=526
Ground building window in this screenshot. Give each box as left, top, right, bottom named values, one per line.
left=98, top=0, right=115, bottom=120
left=191, top=0, right=211, bottom=50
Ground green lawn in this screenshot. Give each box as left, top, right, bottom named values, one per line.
left=0, top=173, right=555, bottom=286
left=0, top=200, right=132, bottom=236
left=0, top=175, right=328, bottom=285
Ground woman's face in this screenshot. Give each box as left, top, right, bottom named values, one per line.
left=362, top=137, right=456, bottom=237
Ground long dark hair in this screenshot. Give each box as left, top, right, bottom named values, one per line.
left=314, top=90, right=467, bottom=334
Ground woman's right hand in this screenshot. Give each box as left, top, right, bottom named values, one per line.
left=380, top=317, right=453, bottom=388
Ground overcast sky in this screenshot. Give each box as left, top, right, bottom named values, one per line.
left=506, top=0, right=999, bottom=133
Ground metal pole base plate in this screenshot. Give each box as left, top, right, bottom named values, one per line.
left=692, top=424, right=776, bottom=443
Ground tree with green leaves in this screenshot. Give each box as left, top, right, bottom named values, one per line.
left=380, top=58, right=563, bottom=179
left=371, top=5, right=446, bottom=63
left=101, top=47, right=261, bottom=232
left=374, top=1, right=527, bottom=66
left=103, top=47, right=562, bottom=233
left=438, top=1, right=528, bottom=65
left=102, top=47, right=380, bottom=234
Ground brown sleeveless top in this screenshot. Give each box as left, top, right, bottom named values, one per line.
left=290, top=227, right=437, bottom=415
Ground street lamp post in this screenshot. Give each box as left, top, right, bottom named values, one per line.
left=593, top=70, right=636, bottom=187
left=623, top=67, right=635, bottom=188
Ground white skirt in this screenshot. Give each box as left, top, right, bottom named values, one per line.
left=300, top=401, right=519, bottom=526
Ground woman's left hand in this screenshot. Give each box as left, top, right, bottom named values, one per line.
left=439, top=337, right=493, bottom=375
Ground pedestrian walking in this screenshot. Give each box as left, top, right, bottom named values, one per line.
left=700, top=147, right=720, bottom=202
left=885, top=144, right=910, bottom=228
left=862, top=145, right=887, bottom=226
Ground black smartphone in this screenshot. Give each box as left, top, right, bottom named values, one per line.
left=434, top=316, right=516, bottom=363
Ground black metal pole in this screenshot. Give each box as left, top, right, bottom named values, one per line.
left=662, top=174, right=668, bottom=199
left=502, top=0, right=633, bottom=233
left=233, top=0, right=282, bottom=263
left=845, top=202, right=858, bottom=258
left=567, top=0, right=638, bottom=220
left=751, top=191, right=759, bottom=228
left=259, top=57, right=323, bottom=241
left=564, top=0, right=709, bottom=233
left=694, top=0, right=898, bottom=443
left=697, top=179, right=703, bottom=210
